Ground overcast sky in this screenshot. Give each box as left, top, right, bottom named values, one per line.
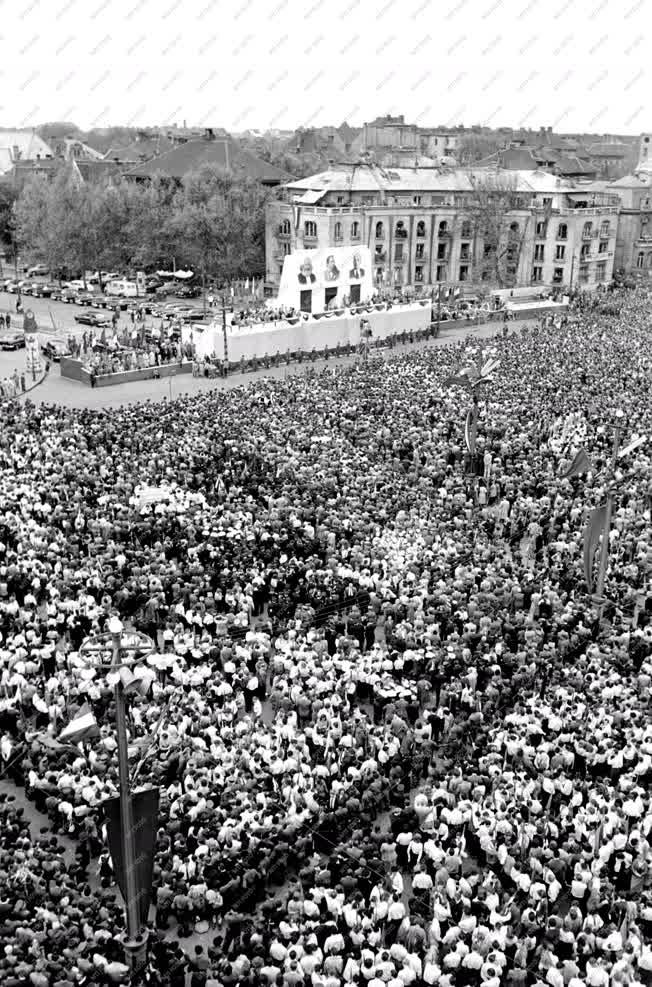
left=2, top=0, right=648, bottom=135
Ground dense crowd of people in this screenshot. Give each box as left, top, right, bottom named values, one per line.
left=0, top=288, right=650, bottom=987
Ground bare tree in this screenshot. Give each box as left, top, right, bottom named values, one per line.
left=463, top=172, right=531, bottom=289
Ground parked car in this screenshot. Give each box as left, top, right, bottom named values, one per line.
left=32, top=282, right=56, bottom=298
left=21, top=282, right=37, bottom=296
left=76, top=293, right=96, bottom=307
left=0, top=331, right=25, bottom=350
left=174, top=284, right=201, bottom=299
left=178, top=306, right=209, bottom=321
left=41, top=338, right=69, bottom=362
left=60, top=288, right=79, bottom=303
left=27, top=263, right=49, bottom=277
left=74, top=311, right=113, bottom=327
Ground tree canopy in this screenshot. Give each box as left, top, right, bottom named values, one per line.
left=13, top=162, right=272, bottom=287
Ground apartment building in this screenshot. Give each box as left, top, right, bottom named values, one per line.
left=265, top=163, right=619, bottom=293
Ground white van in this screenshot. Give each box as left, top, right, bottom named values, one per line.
left=105, top=279, right=139, bottom=298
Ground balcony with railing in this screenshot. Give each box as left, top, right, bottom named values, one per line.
left=438, top=230, right=453, bottom=238
left=303, top=235, right=318, bottom=247
left=374, top=250, right=387, bottom=262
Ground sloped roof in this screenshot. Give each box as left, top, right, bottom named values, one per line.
left=555, top=155, right=597, bottom=176
left=587, top=142, right=628, bottom=158
left=125, top=138, right=292, bottom=183
left=105, top=135, right=175, bottom=163
left=609, top=172, right=652, bottom=188
left=0, top=129, right=53, bottom=174
left=286, top=164, right=569, bottom=195
left=498, top=148, right=540, bottom=170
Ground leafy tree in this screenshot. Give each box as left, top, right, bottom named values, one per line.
left=464, top=173, right=530, bottom=288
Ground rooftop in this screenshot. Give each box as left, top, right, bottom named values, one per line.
left=286, top=164, right=573, bottom=195
left=126, top=137, right=292, bottom=184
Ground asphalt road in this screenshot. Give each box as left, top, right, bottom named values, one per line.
left=0, top=316, right=539, bottom=410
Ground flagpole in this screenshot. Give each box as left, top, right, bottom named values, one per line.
left=109, top=616, right=148, bottom=973
left=594, top=416, right=623, bottom=621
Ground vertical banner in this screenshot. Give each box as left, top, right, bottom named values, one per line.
left=583, top=504, right=607, bottom=593
left=23, top=309, right=42, bottom=378
left=104, top=787, right=159, bottom=925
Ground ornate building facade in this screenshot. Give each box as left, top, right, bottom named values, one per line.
left=265, top=164, right=620, bottom=296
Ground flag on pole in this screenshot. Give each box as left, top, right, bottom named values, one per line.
left=104, top=787, right=160, bottom=924
left=563, top=447, right=592, bottom=479
left=583, top=504, right=607, bottom=593
left=465, top=406, right=479, bottom=455
left=58, top=703, right=100, bottom=744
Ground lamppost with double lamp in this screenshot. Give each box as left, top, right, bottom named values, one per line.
left=78, top=618, right=156, bottom=974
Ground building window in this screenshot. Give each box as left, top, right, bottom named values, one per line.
left=535, top=221, right=547, bottom=237
left=648, top=252, right=652, bottom=268
left=555, top=244, right=566, bottom=260
left=542, top=197, right=552, bottom=207
left=393, top=266, right=403, bottom=284
left=580, top=244, right=590, bottom=260
left=438, top=221, right=448, bottom=236
left=416, top=220, right=426, bottom=237
left=280, top=219, right=291, bottom=235
left=637, top=251, right=645, bottom=268
left=557, top=223, right=568, bottom=240
left=596, top=261, right=607, bottom=281
left=481, top=271, right=489, bottom=280
left=436, top=265, right=446, bottom=281
left=304, top=220, right=317, bottom=238
left=532, top=266, right=543, bottom=282
left=413, top=195, right=422, bottom=205
left=460, top=242, right=470, bottom=260
left=509, top=222, right=520, bottom=235
left=553, top=267, right=564, bottom=283
left=600, top=221, right=610, bottom=238
left=375, top=221, right=384, bottom=239
left=375, top=267, right=384, bottom=282
left=459, top=265, right=469, bottom=281
left=437, top=243, right=447, bottom=260
left=416, top=243, right=425, bottom=259
left=461, top=220, right=472, bottom=238
left=534, top=244, right=545, bottom=261
left=582, top=221, right=592, bottom=239
left=394, top=243, right=404, bottom=261
left=351, top=221, right=360, bottom=239
left=395, top=221, right=407, bottom=239
left=283, top=243, right=291, bottom=255
left=483, top=243, right=494, bottom=259
left=579, top=264, right=589, bottom=283
left=334, top=221, right=343, bottom=241
left=415, top=265, right=424, bottom=282
left=336, top=196, right=344, bottom=204
left=598, top=241, right=607, bottom=254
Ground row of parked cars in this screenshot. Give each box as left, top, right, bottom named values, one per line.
left=0, top=331, right=68, bottom=360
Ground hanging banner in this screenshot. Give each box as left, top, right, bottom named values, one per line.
left=104, top=786, right=159, bottom=925
left=583, top=504, right=607, bottom=593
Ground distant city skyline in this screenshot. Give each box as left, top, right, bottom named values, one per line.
left=2, top=0, right=649, bottom=135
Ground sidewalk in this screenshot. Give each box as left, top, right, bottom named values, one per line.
left=23, top=317, right=532, bottom=410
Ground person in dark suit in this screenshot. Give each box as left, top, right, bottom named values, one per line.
left=298, top=258, right=316, bottom=284
left=324, top=255, right=340, bottom=282
left=349, top=252, right=365, bottom=279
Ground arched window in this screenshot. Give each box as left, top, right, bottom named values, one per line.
left=334, top=221, right=343, bottom=241
left=375, top=221, right=384, bottom=239
left=304, top=220, right=317, bottom=238
left=416, top=220, right=426, bottom=237
left=637, top=251, right=645, bottom=268
left=351, top=221, right=360, bottom=238
left=461, top=220, right=472, bottom=239
left=509, top=222, right=520, bottom=235
left=280, top=219, right=291, bottom=235
left=395, top=220, right=407, bottom=238
left=438, top=221, right=448, bottom=236
left=583, top=221, right=592, bottom=238
left=600, top=221, right=610, bottom=238
left=557, top=223, right=567, bottom=240
left=647, top=252, right=652, bottom=268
